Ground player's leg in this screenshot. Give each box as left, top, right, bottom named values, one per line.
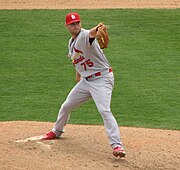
left=52, top=79, right=91, bottom=136
left=86, top=72, right=126, bottom=157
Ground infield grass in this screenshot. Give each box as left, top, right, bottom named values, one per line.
left=0, top=9, right=179, bottom=130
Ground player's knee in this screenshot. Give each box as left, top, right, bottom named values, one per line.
left=60, top=102, right=72, bottom=113
left=97, top=107, right=112, bottom=117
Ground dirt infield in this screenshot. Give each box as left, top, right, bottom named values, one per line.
left=0, top=0, right=179, bottom=9
left=0, top=121, right=180, bottom=170
left=0, top=0, right=180, bottom=170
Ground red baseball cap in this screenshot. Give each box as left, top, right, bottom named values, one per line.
left=66, top=12, right=81, bottom=25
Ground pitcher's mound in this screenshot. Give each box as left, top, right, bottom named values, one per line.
left=0, top=121, right=179, bottom=170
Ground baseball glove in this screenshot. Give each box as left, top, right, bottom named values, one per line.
left=96, top=23, right=109, bottom=49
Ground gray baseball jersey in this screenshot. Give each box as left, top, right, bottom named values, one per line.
left=68, top=28, right=111, bottom=78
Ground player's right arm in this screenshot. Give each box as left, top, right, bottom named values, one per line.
left=76, top=71, right=81, bottom=82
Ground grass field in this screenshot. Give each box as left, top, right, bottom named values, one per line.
left=0, top=9, right=179, bottom=130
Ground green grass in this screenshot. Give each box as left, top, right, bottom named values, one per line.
left=0, top=9, right=179, bottom=130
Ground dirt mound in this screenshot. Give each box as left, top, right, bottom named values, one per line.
left=0, top=121, right=179, bottom=170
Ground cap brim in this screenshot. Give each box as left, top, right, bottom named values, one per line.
left=67, top=20, right=80, bottom=25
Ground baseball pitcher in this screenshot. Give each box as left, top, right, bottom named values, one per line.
left=42, top=12, right=126, bottom=158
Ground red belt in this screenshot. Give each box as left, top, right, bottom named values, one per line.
left=86, top=68, right=113, bottom=79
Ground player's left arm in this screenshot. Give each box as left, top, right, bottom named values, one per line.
left=90, top=23, right=109, bottom=49
left=89, top=25, right=99, bottom=45
left=89, top=26, right=98, bottom=38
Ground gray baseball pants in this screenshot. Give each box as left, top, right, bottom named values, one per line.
left=52, top=72, right=123, bottom=149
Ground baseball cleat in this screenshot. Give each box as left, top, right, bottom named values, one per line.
left=113, top=146, right=126, bottom=158
left=42, top=131, right=60, bottom=140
